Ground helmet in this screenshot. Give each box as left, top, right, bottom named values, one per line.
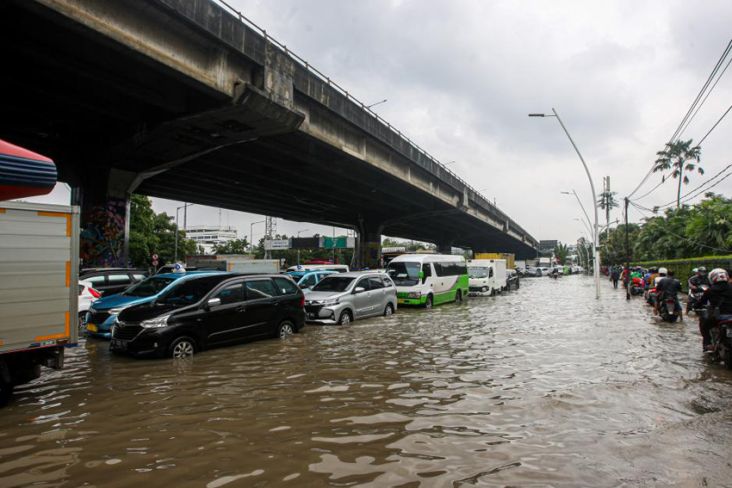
left=709, top=268, right=728, bottom=284
left=658, top=267, right=668, bottom=275
left=692, top=268, right=698, bottom=274
left=698, top=266, right=707, bottom=273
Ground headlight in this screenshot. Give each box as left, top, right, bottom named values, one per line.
left=407, top=292, right=421, bottom=298
left=322, top=297, right=340, bottom=306
left=108, top=307, right=126, bottom=315
left=140, top=315, right=170, bottom=329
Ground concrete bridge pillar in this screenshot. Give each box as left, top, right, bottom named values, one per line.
left=76, top=168, right=135, bottom=268
left=437, top=242, right=453, bottom=255
left=355, top=220, right=383, bottom=270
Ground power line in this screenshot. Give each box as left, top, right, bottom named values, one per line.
left=676, top=53, right=732, bottom=140
left=653, top=163, right=732, bottom=209
left=626, top=39, right=732, bottom=199
left=669, top=39, right=732, bottom=143
left=698, top=103, right=732, bottom=146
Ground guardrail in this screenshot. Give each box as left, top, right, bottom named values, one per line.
left=212, top=0, right=533, bottom=243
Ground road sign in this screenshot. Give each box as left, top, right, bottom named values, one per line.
left=322, top=236, right=355, bottom=249
left=264, top=239, right=290, bottom=250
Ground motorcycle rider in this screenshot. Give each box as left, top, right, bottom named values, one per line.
left=656, top=270, right=683, bottom=320
left=688, top=266, right=710, bottom=291
left=698, top=268, right=732, bottom=352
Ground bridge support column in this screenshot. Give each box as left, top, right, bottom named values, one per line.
left=437, top=242, right=453, bottom=255
left=77, top=168, right=135, bottom=268
left=356, top=220, right=383, bottom=270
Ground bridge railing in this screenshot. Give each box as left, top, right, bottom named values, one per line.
left=212, top=0, right=534, bottom=244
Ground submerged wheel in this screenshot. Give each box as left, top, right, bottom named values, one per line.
left=455, top=290, right=463, bottom=303
left=424, top=295, right=433, bottom=309
left=169, top=337, right=196, bottom=359
left=338, top=310, right=353, bottom=325
left=383, top=303, right=394, bottom=316
left=0, top=381, right=13, bottom=406
left=276, top=320, right=295, bottom=339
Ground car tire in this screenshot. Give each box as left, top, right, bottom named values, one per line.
left=424, top=295, right=433, bottom=309
left=169, top=337, right=196, bottom=359
left=455, top=290, right=463, bottom=303
left=276, top=320, right=295, bottom=339
left=384, top=303, right=394, bottom=316
left=338, top=310, right=353, bottom=325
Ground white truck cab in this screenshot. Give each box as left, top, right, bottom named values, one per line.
left=467, top=259, right=507, bottom=296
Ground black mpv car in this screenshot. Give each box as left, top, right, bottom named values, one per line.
left=110, top=274, right=305, bottom=358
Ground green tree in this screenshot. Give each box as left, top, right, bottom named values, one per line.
left=553, top=243, right=569, bottom=264
left=128, top=194, right=197, bottom=267
left=653, top=139, right=703, bottom=208
left=213, top=238, right=249, bottom=255
left=685, top=194, right=732, bottom=255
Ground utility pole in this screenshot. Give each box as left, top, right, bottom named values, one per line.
left=624, top=197, right=631, bottom=300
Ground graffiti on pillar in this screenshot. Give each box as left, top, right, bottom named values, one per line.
left=80, top=197, right=126, bottom=267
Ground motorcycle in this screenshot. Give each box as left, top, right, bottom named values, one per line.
left=658, top=293, right=679, bottom=322
left=630, top=277, right=645, bottom=296
left=709, top=315, right=732, bottom=370
left=645, top=288, right=658, bottom=306
left=686, top=284, right=709, bottom=314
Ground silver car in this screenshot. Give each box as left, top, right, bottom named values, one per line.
left=303, top=272, right=398, bottom=325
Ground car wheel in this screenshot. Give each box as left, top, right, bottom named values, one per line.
left=424, top=295, right=433, bottom=309
left=455, top=290, right=463, bottom=303
left=338, top=310, right=353, bottom=325
left=384, top=303, right=394, bottom=316
left=277, top=320, right=295, bottom=339
left=169, top=337, right=196, bottom=359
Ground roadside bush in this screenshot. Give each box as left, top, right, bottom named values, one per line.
left=633, top=255, right=732, bottom=291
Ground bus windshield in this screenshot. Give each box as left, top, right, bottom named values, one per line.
left=468, top=267, right=489, bottom=278
left=386, top=262, right=421, bottom=286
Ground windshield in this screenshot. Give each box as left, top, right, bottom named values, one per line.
left=312, top=276, right=355, bottom=292
left=157, top=278, right=218, bottom=306
left=123, top=276, right=176, bottom=297
left=468, top=267, right=489, bottom=278
left=386, top=262, right=420, bottom=286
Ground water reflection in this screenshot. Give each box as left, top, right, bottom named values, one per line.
left=1, top=276, right=731, bottom=487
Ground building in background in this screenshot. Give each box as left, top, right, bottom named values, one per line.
left=185, top=225, right=238, bottom=254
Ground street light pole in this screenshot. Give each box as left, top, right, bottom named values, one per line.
left=530, top=109, right=600, bottom=299
left=249, top=220, right=265, bottom=254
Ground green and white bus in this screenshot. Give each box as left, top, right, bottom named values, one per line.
left=386, top=254, right=469, bottom=308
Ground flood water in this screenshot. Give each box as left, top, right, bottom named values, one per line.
left=2, top=275, right=731, bottom=487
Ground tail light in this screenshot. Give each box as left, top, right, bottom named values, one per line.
left=299, top=295, right=305, bottom=308
left=89, top=287, right=101, bottom=299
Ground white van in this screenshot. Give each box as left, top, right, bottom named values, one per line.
left=286, top=264, right=349, bottom=273
left=386, top=254, right=469, bottom=308
left=467, top=259, right=507, bottom=296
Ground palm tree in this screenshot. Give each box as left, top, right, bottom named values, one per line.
left=652, top=139, right=703, bottom=208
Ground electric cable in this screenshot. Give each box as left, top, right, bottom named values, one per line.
left=698, top=103, right=732, bottom=146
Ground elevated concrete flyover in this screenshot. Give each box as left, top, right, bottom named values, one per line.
left=1, top=0, right=538, bottom=267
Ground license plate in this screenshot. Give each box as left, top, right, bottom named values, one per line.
left=87, top=323, right=98, bottom=333
left=308, top=313, right=315, bottom=319
left=111, top=339, right=126, bottom=350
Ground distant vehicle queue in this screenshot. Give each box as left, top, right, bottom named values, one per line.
left=80, top=253, right=521, bottom=359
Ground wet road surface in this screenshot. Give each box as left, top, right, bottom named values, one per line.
left=1, top=275, right=731, bottom=487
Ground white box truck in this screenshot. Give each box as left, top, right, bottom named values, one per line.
left=467, top=259, right=507, bottom=296
left=0, top=202, right=79, bottom=402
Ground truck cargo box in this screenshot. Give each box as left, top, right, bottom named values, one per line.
left=0, top=202, right=79, bottom=354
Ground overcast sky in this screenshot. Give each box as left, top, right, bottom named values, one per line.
left=27, top=0, right=732, bottom=246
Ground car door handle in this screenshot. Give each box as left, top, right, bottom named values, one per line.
left=235, top=306, right=246, bottom=312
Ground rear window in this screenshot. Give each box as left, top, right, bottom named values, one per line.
left=85, top=275, right=106, bottom=287
left=273, top=277, right=299, bottom=295
left=107, top=274, right=132, bottom=285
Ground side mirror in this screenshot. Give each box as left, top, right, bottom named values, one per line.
left=418, top=271, right=425, bottom=280
left=206, top=297, right=222, bottom=309
left=354, top=286, right=365, bottom=294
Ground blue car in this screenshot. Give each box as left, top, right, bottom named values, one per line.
left=84, top=271, right=227, bottom=339
left=287, top=270, right=338, bottom=290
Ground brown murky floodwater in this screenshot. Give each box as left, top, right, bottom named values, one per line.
left=2, top=276, right=732, bottom=487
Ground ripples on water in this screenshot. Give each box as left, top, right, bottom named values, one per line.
left=1, top=276, right=731, bottom=487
